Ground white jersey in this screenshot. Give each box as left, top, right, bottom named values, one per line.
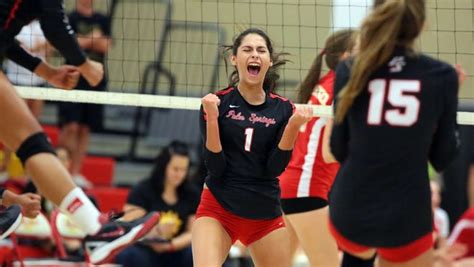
left=6, top=20, right=47, bottom=86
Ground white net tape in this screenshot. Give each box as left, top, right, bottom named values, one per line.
left=16, top=86, right=474, bottom=125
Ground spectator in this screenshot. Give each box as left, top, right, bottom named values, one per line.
left=116, top=141, right=199, bottom=267
left=58, top=0, right=112, bottom=181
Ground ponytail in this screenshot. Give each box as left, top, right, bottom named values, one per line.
left=335, top=0, right=425, bottom=123
left=298, top=29, right=356, bottom=103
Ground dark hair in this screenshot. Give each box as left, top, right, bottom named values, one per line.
left=298, top=29, right=356, bottom=103
left=149, top=141, right=192, bottom=198
left=335, top=0, right=426, bottom=123
left=223, top=28, right=289, bottom=91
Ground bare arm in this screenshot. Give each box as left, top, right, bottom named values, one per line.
left=122, top=204, right=147, bottom=221
left=277, top=106, right=313, bottom=150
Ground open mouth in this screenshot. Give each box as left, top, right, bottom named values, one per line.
left=247, top=63, right=261, bottom=76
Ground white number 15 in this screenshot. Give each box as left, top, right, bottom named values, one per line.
left=367, top=79, right=420, bottom=127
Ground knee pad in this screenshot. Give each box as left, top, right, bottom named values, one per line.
left=16, top=132, right=56, bottom=165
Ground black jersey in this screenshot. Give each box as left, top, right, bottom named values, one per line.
left=0, top=0, right=86, bottom=71
left=329, top=48, right=460, bottom=247
left=127, top=178, right=200, bottom=237
left=200, top=87, right=294, bottom=219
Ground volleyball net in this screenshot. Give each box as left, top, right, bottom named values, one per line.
left=5, top=0, right=474, bottom=144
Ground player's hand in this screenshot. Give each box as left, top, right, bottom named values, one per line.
left=201, top=93, right=220, bottom=119
left=2, top=191, right=41, bottom=219
left=455, top=64, right=466, bottom=87
left=78, top=59, right=104, bottom=87
left=48, top=65, right=80, bottom=90
left=15, top=193, right=42, bottom=219
left=288, top=105, right=313, bottom=128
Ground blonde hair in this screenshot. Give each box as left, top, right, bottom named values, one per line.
left=335, top=0, right=426, bottom=123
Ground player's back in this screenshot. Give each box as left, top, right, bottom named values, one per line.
left=337, top=49, right=457, bottom=192
left=329, top=48, right=459, bottom=246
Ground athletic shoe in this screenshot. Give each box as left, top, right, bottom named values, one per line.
left=0, top=205, right=23, bottom=240
left=84, top=212, right=159, bottom=265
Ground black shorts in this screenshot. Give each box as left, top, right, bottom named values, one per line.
left=58, top=77, right=106, bottom=131
left=281, top=197, right=328, bottom=215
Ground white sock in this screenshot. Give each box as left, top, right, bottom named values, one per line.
left=59, top=187, right=102, bottom=235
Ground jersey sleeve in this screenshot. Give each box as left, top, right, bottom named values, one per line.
left=38, top=0, right=87, bottom=66
left=265, top=102, right=294, bottom=178
left=126, top=180, right=150, bottom=211
left=429, top=67, right=460, bottom=172
left=5, top=40, right=42, bottom=72
left=330, top=61, right=352, bottom=162
left=199, top=106, right=227, bottom=179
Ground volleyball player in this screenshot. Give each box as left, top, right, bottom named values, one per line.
left=328, top=0, right=463, bottom=266
left=0, top=0, right=159, bottom=264
left=279, top=29, right=356, bottom=267
left=192, top=28, right=312, bottom=267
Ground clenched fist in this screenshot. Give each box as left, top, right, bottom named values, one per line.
left=288, top=105, right=313, bottom=128
left=201, top=93, right=221, bottom=119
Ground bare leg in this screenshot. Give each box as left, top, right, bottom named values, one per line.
left=26, top=99, right=44, bottom=119
left=192, top=217, right=233, bottom=267
left=0, top=72, right=75, bottom=205
left=75, top=125, right=90, bottom=175
left=286, top=207, right=340, bottom=267
left=248, top=227, right=292, bottom=267
left=59, top=122, right=80, bottom=175
left=282, top=215, right=301, bottom=263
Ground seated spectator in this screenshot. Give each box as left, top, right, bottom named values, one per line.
left=116, top=141, right=199, bottom=267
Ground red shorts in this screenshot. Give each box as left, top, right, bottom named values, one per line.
left=196, top=189, right=285, bottom=246
left=329, top=220, right=433, bottom=262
